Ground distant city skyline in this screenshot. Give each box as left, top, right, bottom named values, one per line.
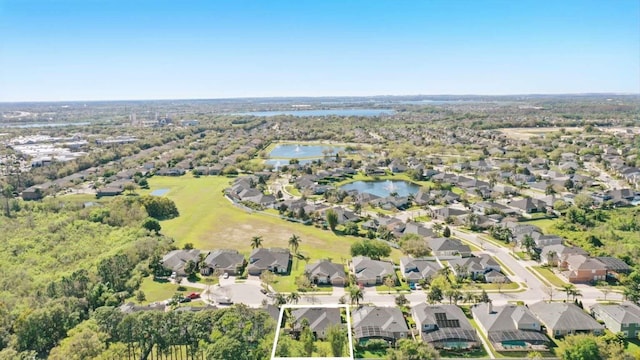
left=1, top=0, right=638, bottom=102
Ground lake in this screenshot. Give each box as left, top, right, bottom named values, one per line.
left=0, top=122, right=92, bottom=128
left=236, top=109, right=395, bottom=117
left=340, top=180, right=420, bottom=197
left=269, top=144, right=345, bottom=159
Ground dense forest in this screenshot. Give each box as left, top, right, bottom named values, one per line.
left=0, top=195, right=180, bottom=358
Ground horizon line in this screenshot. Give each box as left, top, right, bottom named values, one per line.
left=1, top=92, right=639, bottom=104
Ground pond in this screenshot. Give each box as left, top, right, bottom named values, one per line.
left=340, top=180, right=420, bottom=197
left=268, top=144, right=345, bottom=159
left=150, top=188, right=170, bottom=196
left=236, top=109, right=395, bottom=117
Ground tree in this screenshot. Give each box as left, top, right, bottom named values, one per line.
left=574, top=193, right=594, bottom=211
left=384, top=275, right=396, bottom=294
left=479, top=289, right=490, bottom=303
left=349, top=286, right=364, bottom=305
left=48, top=320, right=106, bottom=360
left=287, top=292, right=300, bottom=304
left=545, top=286, right=555, bottom=302
left=522, top=234, right=536, bottom=257
left=141, top=217, right=161, bottom=234
left=387, top=338, right=439, bottom=360
left=250, top=235, right=263, bottom=249
left=399, top=234, right=430, bottom=257
left=343, top=221, right=360, bottom=236
left=442, top=226, right=451, bottom=238
left=350, top=239, right=391, bottom=260
left=395, top=294, right=409, bottom=306
left=556, top=334, right=602, bottom=360
left=299, top=319, right=314, bottom=356
left=135, top=290, right=146, bottom=303
left=273, top=293, right=287, bottom=306
left=427, top=285, right=443, bottom=304
left=562, top=284, right=576, bottom=302
left=260, top=270, right=276, bottom=290
left=123, top=183, right=138, bottom=195
left=288, top=234, right=301, bottom=254
left=326, top=324, right=347, bottom=357
left=325, top=209, right=339, bottom=231
left=1, top=184, right=14, bottom=217
left=184, top=260, right=197, bottom=276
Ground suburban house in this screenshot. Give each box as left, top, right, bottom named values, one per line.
left=200, top=249, right=246, bottom=276
left=563, top=254, right=607, bottom=284
left=399, top=257, right=442, bottom=285
left=247, top=248, right=292, bottom=276
left=540, top=244, right=589, bottom=267
left=595, top=257, right=632, bottom=279
left=472, top=303, right=549, bottom=352
left=161, top=249, right=202, bottom=276
left=591, top=302, right=640, bottom=338
left=412, top=303, right=479, bottom=350
left=430, top=207, right=469, bottom=222
left=403, top=222, right=436, bottom=238
left=427, top=238, right=472, bottom=258
left=351, top=256, right=396, bottom=286
left=305, top=260, right=347, bottom=286
left=507, top=198, right=547, bottom=214
left=291, top=307, right=343, bottom=340
left=448, top=254, right=502, bottom=281
left=352, top=306, right=409, bottom=345
left=529, top=302, right=604, bottom=338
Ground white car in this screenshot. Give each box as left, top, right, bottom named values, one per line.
left=223, top=272, right=229, bottom=279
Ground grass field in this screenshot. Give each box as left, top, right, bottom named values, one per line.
left=531, top=266, right=568, bottom=287
left=145, top=174, right=403, bottom=263
left=128, top=276, right=201, bottom=304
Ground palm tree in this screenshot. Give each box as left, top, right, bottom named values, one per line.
left=250, top=235, right=263, bottom=249
left=287, top=291, right=300, bottom=304
left=274, top=293, right=287, bottom=306
left=349, top=286, right=364, bottom=306
left=561, top=284, right=575, bottom=302
left=288, top=234, right=301, bottom=254
left=570, top=289, right=582, bottom=302
left=522, top=234, right=536, bottom=258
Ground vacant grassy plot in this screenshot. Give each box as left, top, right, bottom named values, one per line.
left=145, top=174, right=402, bottom=262
left=531, top=266, right=568, bottom=287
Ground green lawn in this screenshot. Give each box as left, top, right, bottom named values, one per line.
left=127, top=276, right=201, bottom=304
left=146, top=175, right=402, bottom=262
left=531, top=266, right=568, bottom=287
left=467, top=282, right=521, bottom=291
left=625, top=338, right=640, bottom=357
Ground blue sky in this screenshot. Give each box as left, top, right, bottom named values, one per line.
left=1, top=0, right=638, bottom=101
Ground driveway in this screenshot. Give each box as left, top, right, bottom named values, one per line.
left=206, top=276, right=269, bottom=307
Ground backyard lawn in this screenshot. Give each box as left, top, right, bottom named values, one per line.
left=145, top=174, right=402, bottom=262
left=127, top=276, right=201, bottom=304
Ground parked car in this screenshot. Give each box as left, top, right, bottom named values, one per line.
left=223, top=272, right=229, bottom=279
left=260, top=288, right=268, bottom=294
left=186, top=292, right=200, bottom=299
left=179, top=297, right=191, bottom=303
left=409, top=283, right=416, bottom=290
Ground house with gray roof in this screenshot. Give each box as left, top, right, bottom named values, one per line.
left=351, top=256, right=396, bottom=286
left=529, top=302, right=604, bottom=338
left=200, top=249, right=246, bottom=276
left=449, top=254, right=501, bottom=281
left=161, top=249, right=202, bottom=276
left=472, top=303, right=549, bottom=351
left=352, top=306, right=409, bottom=345
left=428, top=238, right=472, bottom=258
left=412, top=303, right=479, bottom=350
left=399, top=257, right=442, bottom=285
left=247, top=248, right=291, bottom=275
left=507, top=198, right=547, bottom=214
left=305, top=260, right=347, bottom=286
left=591, top=302, right=640, bottom=338
left=291, top=307, right=343, bottom=340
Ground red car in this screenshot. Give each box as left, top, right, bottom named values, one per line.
left=186, top=292, right=200, bottom=299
